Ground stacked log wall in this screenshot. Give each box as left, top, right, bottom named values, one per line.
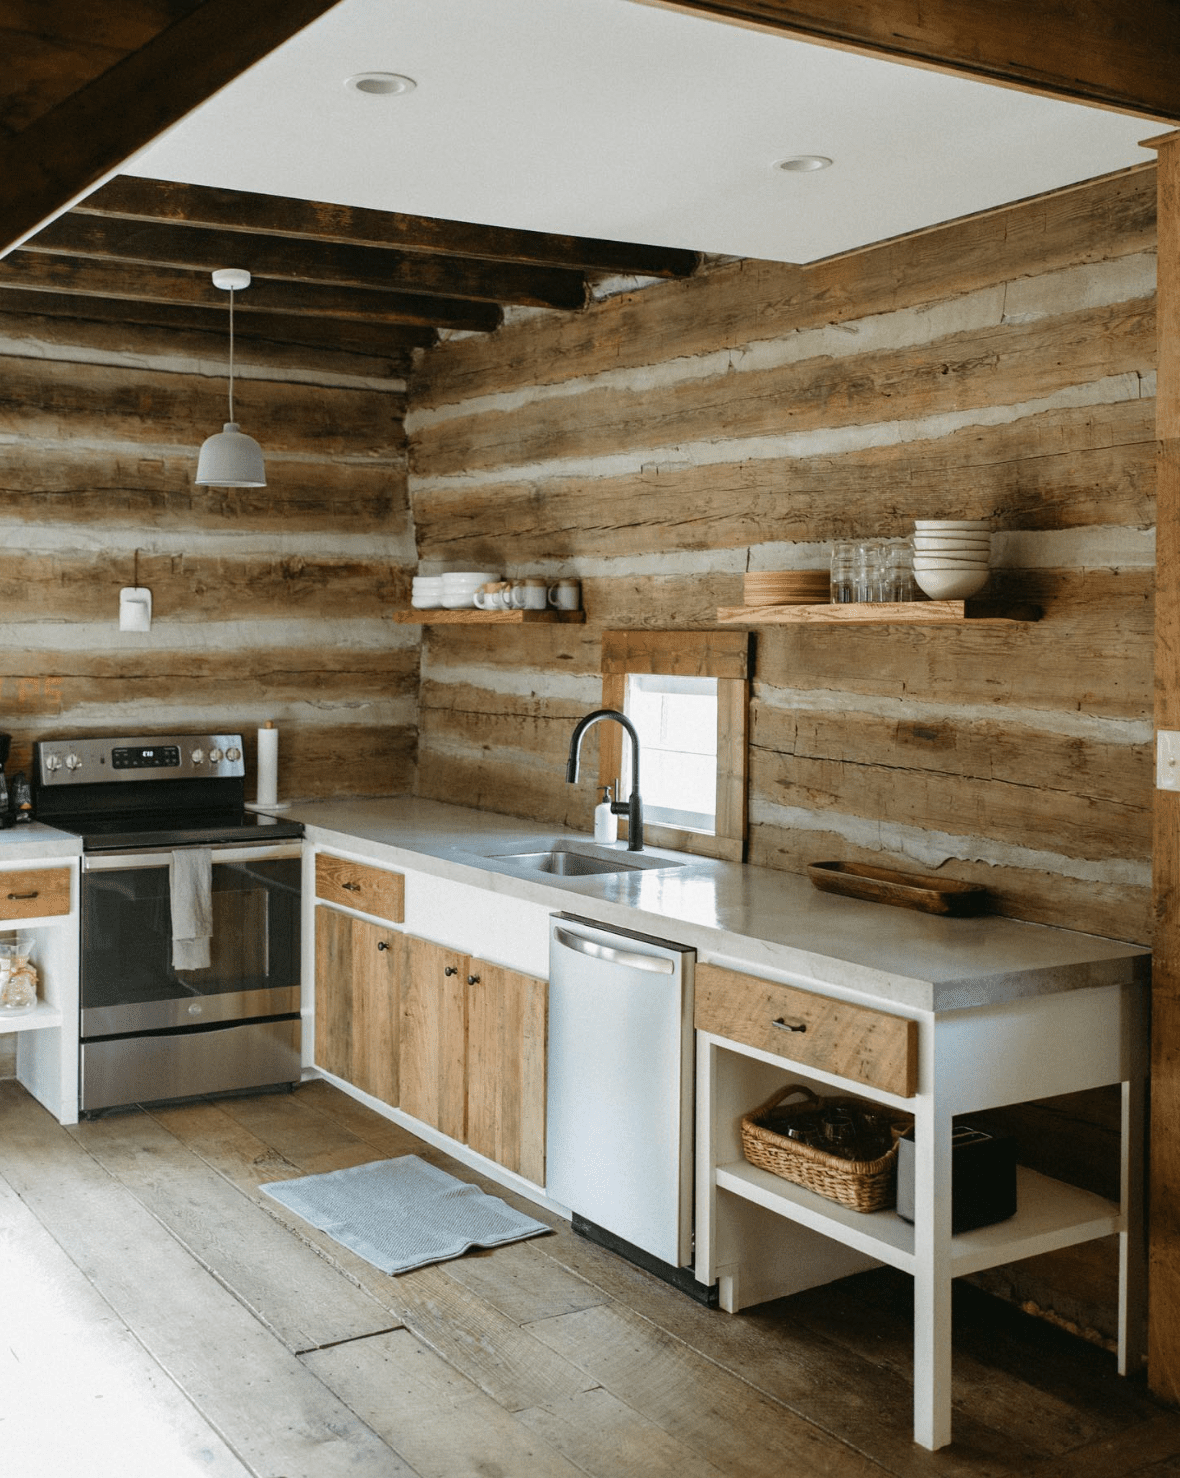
left=0, top=306, right=417, bottom=798
left=409, top=164, right=1157, bottom=946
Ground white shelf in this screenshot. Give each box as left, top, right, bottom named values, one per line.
left=715, top=1161, right=1121, bottom=1280
left=0, top=999, right=63, bottom=1034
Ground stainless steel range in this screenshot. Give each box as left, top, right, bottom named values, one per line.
left=32, top=733, right=304, bottom=1114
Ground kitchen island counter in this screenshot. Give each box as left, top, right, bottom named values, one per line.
left=279, top=796, right=1147, bottom=1013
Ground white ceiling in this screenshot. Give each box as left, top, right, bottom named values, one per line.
left=125, top=0, right=1159, bottom=264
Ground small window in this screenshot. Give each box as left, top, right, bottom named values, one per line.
left=620, top=673, right=718, bottom=833
left=599, top=629, right=750, bottom=862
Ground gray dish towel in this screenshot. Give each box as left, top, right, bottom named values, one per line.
left=170, top=848, right=213, bottom=971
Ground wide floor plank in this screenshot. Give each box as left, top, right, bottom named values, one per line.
left=305, top=1327, right=588, bottom=1478
left=70, top=1107, right=402, bottom=1353
left=0, top=1176, right=252, bottom=1478
left=0, top=1083, right=419, bottom=1478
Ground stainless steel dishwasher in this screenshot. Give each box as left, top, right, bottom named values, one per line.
left=547, top=913, right=696, bottom=1277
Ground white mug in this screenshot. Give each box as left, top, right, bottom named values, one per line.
left=511, top=580, right=548, bottom=610
left=548, top=579, right=581, bottom=611
left=474, top=583, right=512, bottom=610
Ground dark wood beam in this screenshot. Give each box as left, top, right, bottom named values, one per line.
left=0, top=286, right=437, bottom=353
left=0, top=254, right=502, bottom=334
left=651, top=0, right=1180, bottom=119
left=0, top=0, right=343, bottom=256
left=76, top=176, right=703, bottom=280
left=28, top=214, right=589, bottom=310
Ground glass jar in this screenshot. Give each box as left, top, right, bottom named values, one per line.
left=0, top=938, right=37, bottom=1015
left=829, top=541, right=857, bottom=603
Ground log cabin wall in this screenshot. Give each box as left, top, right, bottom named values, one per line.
left=409, top=164, right=1157, bottom=947
left=0, top=304, right=417, bottom=797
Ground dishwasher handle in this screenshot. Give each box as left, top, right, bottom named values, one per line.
left=553, top=926, right=675, bottom=975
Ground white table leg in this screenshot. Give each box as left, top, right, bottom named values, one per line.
left=912, top=1096, right=954, bottom=1449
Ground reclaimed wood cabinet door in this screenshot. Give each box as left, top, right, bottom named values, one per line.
left=399, top=933, right=467, bottom=1142
left=466, top=959, right=547, bottom=1184
left=314, top=907, right=401, bottom=1106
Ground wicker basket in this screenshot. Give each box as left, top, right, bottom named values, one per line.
left=740, top=1084, right=910, bottom=1213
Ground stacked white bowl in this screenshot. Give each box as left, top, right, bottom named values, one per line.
left=440, top=569, right=499, bottom=608
left=411, top=574, right=445, bottom=608
left=912, top=520, right=991, bottom=599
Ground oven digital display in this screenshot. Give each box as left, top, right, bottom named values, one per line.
left=111, top=745, right=181, bottom=770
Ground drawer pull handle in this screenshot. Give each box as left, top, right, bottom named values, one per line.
left=444, top=965, right=458, bottom=977
left=377, top=940, right=389, bottom=951
left=341, top=881, right=361, bottom=892
left=467, top=974, right=480, bottom=986
left=7, top=891, right=38, bottom=901
left=772, top=1017, right=807, bottom=1034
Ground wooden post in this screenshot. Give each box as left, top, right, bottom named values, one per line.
left=1148, top=129, right=1180, bottom=1402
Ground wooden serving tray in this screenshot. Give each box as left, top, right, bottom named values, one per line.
left=807, top=860, right=990, bottom=916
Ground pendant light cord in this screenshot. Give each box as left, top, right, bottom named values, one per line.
left=228, top=287, right=236, bottom=424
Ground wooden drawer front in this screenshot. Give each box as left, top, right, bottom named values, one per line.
left=315, top=853, right=404, bottom=921
left=0, top=866, right=70, bottom=920
left=695, top=962, right=917, bottom=1097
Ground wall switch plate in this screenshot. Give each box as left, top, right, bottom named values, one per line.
left=119, top=586, right=152, bottom=632
left=1158, top=730, right=1180, bottom=790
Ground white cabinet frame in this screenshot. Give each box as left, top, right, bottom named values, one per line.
left=695, top=978, right=1148, bottom=1450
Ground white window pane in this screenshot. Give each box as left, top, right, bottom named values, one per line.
left=621, top=673, right=718, bottom=835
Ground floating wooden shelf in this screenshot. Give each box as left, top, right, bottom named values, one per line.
left=394, top=608, right=586, bottom=624
left=716, top=599, right=1042, bottom=626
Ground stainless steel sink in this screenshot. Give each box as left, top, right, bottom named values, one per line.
left=488, top=843, right=686, bottom=876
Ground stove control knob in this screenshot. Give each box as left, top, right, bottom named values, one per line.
left=190, top=748, right=205, bottom=765
left=65, top=752, right=82, bottom=771
left=226, top=745, right=242, bottom=762
left=208, top=747, right=223, bottom=763
left=44, top=754, right=62, bottom=772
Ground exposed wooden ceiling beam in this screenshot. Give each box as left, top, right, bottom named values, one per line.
left=0, top=286, right=438, bottom=353
left=76, top=176, right=703, bottom=279
left=0, top=254, right=502, bottom=334
left=27, top=214, right=590, bottom=310
left=647, top=0, right=1180, bottom=120
left=0, top=0, right=343, bottom=257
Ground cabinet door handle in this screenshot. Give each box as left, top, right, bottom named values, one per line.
left=772, top=1017, right=807, bottom=1034
left=467, top=974, right=480, bottom=986
left=444, top=965, right=458, bottom=977
left=341, top=880, right=361, bottom=892
left=7, top=891, right=38, bottom=901
left=377, top=940, right=389, bottom=951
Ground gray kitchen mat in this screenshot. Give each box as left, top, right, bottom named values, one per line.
left=261, top=1153, right=550, bottom=1274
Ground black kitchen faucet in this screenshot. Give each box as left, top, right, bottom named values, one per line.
left=565, top=708, right=644, bottom=851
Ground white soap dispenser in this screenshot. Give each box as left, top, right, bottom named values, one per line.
left=594, top=785, right=617, bottom=843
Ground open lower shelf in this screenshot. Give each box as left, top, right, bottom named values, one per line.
left=394, top=608, right=586, bottom=624
left=0, top=999, right=63, bottom=1034
left=716, top=600, right=1041, bottom=625
left=715, top=1161, right=1120, bottom=1277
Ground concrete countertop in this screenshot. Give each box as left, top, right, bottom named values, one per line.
left=0, top=822, right=82, bottom=859
left=279, top=797, right=1149, bottom=1014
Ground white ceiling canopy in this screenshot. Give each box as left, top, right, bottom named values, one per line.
left=127, top=0, right=1158, bottom=263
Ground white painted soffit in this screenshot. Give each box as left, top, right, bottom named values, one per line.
left=125, top=0, right=1158, bottom=264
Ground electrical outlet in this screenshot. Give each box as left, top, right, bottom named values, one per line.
left=1158, top=730, right=1180, bottom=790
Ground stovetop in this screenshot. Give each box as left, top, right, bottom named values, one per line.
left=30, top=732, right=304, bottom=851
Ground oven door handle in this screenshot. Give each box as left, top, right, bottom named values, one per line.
left=82, top=842, right=303, bottom=870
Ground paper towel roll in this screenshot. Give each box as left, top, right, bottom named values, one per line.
left=256, top=723, right=278, bottom=807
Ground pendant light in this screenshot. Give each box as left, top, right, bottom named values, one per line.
left=195, top=268, right=266, bottom=487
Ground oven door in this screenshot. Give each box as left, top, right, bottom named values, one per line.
left=80, top=842, right=302, bottom=1037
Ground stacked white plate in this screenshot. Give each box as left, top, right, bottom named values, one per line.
left=912, top=520, right=990, bottom=599
left=441, top=569, right=499, bottom=609
left=411, top=574, right=444, bottom=608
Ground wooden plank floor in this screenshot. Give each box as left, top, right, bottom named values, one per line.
left=2, top=1076, right=1180, bottom=1478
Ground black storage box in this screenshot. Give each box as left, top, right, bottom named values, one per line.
left=896, top=1125, right=1017, bottom=1233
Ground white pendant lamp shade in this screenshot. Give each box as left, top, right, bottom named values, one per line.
left=195, top=422, right=266, bottom=487
left=195, top=268, right=266, bottom=487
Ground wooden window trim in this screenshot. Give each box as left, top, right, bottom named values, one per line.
left=599, top=630, right=751, bottom=863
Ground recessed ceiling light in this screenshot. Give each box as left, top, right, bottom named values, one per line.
left=774, top=155, right=834, bottom=173
left=345, top=72, right=416, bottom=96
